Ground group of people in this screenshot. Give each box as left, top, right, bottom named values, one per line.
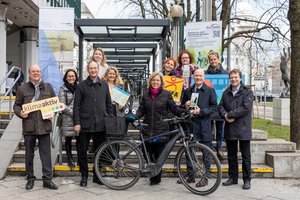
left=13, top=48, right=253, bottom=191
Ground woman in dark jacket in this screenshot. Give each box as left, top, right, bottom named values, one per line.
left=204, top=51, right=228, bottom=160
left=135, top=72, right=187, bottom=186
left=58, top=69, right=79, bottom=168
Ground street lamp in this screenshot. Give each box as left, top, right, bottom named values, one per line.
left=170, top=3, right=183, bottom=57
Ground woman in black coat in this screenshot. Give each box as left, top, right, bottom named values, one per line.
left=135, top=72, right=187, bottom=186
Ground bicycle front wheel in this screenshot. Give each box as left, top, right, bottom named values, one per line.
left=94, top=140, right=144, bottom=190
left=176, top=142, right=222, bottom=195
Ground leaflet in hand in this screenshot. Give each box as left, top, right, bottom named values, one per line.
left=111, top=86, right=130, bottom=106
left=190, top=93, right=199, bottom=108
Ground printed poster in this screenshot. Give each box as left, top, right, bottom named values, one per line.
left=163, top=76, right=184, bottom=101
left=39, top=7, right=74, bottom=94
left=111, top=86, right=130, bottom=106
left=185, top=21, right=222, bottom=70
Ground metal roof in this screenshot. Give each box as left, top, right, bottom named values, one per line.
left=74, top=18, right=170, bottom=80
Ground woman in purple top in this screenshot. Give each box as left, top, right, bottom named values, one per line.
left=174, top=50, right=198, bottom=89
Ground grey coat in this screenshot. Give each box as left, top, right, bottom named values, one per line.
left=58, top=85, right=77, bottom=137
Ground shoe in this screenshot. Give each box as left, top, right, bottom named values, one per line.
left=216, top=150, right=223, bottom=161
left=93, top=176, right=103, bottom=185
left=150, top=180, right=160, bottom=186
left=67, top=157, right=75, bottom=168
left=25, top=179, right=35, bottom=190
left=243, top=180, right=251, bottom=190
left=177, top=176, right=195, bottom=184
left=222, top=178, right=238, bottom=186
left=43, top=180, right=58, bottom=190
left=80, top=177, right=88, bottom=187
left=196, top=178, right=208, bottom=187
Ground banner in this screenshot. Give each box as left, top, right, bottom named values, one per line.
left=163, top=76, right=184, bottom=101
left=204, top=74, right=245, bottom=104
left=185, top=21, right=222, bottom=70
left=39, top=7, right=74, bottom=94
left=22, top=97, right=65, bottom=119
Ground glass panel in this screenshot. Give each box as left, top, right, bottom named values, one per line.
left=136, top=27, right=163, bottom=34
left=135, top=48, right=153, bottom=52
left=108, top=27, right=135, bottom=34
left=81, top=27, right=107, bottom=34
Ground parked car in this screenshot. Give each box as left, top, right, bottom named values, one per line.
left=254, top=92, right=279, bottom=103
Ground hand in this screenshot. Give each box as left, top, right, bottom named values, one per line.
left=117, top=104, right=124, bottom=110
left=74, top=125, right=81, bottom=133
left=20, top=110, right=29, bottom=118
left=47, top=113, right=54, bottom=120
left=185, top=100, right=191, bottom=107
left=190, top=106, right=200, bottom=115
left=176, top=101, right=182, bottom=106
left=225, top=113, right=235, bottom=123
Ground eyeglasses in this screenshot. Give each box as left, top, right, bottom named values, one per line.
left=181, top=57, right=190, bottom=60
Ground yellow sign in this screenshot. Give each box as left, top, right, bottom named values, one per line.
left=22, top=97, right=65, bottom=119
left=163, top=76, right=184, bottom=101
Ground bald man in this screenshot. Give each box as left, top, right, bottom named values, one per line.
left=179, top=69, right=217, bottom=187
left=13, top=64, right=58, bottom=190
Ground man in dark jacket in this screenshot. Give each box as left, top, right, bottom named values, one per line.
left=219, top=69, right=253, bottom=190
left=204, top=51, right=228, bottom=160
left=179, top=69, right=217, bottom=187
left=13, top=64, right=58, bottom=190
left=73, top=60, right=113, bottom=187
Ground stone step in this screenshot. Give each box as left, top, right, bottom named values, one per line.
left=7, top=162, right=273, bottom=178
left=251, top=139, right=296, bottom=164
left=266, top=150, right=300, bottom=178
left=0, top=119, right=10, bottom=129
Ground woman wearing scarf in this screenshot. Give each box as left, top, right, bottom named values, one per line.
left=135, top=72, right=188, bottom=186
left=58, top=69, right=79, bottom=168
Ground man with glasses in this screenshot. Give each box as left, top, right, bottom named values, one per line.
left=14, top=64, right=58, bottom=190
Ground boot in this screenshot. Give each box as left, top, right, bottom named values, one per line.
left=65, top=139, right=75, bottom=168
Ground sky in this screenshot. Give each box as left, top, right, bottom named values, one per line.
left=82, top=0, right=130, bottom=18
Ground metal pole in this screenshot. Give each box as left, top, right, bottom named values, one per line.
left=264, top=66, right=267, bottom=119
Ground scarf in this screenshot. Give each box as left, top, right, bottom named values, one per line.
left=150, top=87, right=161, bottom=100
left=65, top=82, right=77, bottom=94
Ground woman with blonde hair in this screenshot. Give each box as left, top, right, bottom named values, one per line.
left=135, top=71, right=188, bottom=186
left=91, top=48, right=108, bottom=78
left=102, top=66, right=124, bottom=116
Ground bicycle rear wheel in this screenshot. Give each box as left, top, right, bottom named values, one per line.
left=94, top=140, right=144, bottom=190
left=176, top=142, right=222, bottom=195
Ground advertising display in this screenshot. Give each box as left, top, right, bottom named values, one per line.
left=39, top=8, right=74, bottom=94
left=185, top=21, right=222, bottom=70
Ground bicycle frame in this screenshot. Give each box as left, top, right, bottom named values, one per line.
left=107, top=118, right=197, bottom=176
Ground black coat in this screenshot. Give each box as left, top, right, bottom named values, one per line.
left=73, top=76, right=113, bottom=132
left=219, top=84, right=253, bottom=140
left=182, top=83, right=217, bottom=142
left=135, top=89, right=185, bottom=140
left=205, top=65, right=228, bottom=75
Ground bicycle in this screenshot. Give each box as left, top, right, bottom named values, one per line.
left=94, top=114, right=222, bottom=195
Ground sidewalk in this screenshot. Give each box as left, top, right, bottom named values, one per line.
left=0, top=176, right=299, bottom=200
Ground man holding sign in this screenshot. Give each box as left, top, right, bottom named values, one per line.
left=13, top=64, right=58, bottom=190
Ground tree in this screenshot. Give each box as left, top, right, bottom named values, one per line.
left=288, top=0, right=300, bottom=149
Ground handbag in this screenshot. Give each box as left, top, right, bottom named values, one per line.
left=104, top=116, right=128, bottom=137
left=56, top=112, right=63, bottom=127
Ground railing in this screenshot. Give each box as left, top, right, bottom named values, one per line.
left=0, top=66, right=22, bottom=119
left=51, top=113, right=63, bottom=164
